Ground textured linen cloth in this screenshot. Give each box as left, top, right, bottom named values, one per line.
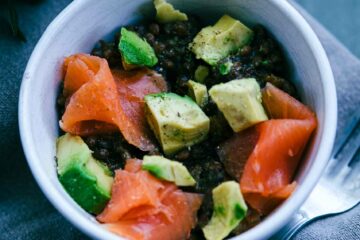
left=0, top=1, right=359, bottom=239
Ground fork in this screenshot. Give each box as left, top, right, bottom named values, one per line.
left=272, top=108, right=360, bottom=240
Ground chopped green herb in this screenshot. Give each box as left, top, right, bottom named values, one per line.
left=218, top=61, right=233, bottom=75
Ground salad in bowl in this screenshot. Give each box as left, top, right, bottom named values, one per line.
left=53, top=0, right=317, bottom=239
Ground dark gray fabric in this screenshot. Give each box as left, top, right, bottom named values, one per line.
left=291, top=2, right=360, bottom=240
left=295, top=0, right=360, bottom=59
left=0, top=1, right=87, bottom=239
left=0, top=1, right=359, bottom=239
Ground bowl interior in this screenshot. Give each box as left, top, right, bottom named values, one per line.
left=19, top=0, right=335, bottom=239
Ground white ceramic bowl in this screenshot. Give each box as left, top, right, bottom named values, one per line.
left=19, top=0, right=337, bottom=239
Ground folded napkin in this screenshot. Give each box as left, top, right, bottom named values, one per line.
left=0, top=0, right=359, bottom=239
left=291, top=2, right=360, bottom=240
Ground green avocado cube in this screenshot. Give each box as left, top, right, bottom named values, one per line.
left=154, top=0, right=188, bottom=23
left=209, top=78, right=268, bottom=132
left=142, top=155, right=196, bottom=186
left=188, top=80, right=209, bottom=108
left=119, top=28, right=158, bottom=68
left=144, top=93, right=210, bottom=155
left=194, top=65, right=209, bottom=83
left=202, top=181, right=248, bottom=240
left=56, top=134, right=113, bottom=214
left=189, top=15, right=253, bottom=65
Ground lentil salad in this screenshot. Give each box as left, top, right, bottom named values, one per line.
left=55, top=1, right=317, bottom=239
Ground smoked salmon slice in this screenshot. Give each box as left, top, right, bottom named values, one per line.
left=218, top=83, right=317, bottom=214
left=124, top=158, right=143, bottom=173
left=262, top=82, right=317, bottom=122
left=60, top=54, right=124, bottom=137
left=97, top=159, right=203, bottom=240
left=112, top=68, right=168, bottom=152
left=242, top=182, right=297, bottom=215
left=96, top=171, right=164, bottom=222
left=106, top=191, right=203, bottom=240
left=60, top=54, right=167, bottom=151
left=63, top=54, right=101, bottom=97
left=217, top=127, right=260, bottom=180
left=239, top=119, right=315, bottom=213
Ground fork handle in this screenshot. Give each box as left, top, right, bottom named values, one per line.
left=271, top=211, right=310, bottom=240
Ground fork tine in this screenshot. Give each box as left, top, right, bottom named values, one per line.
left=331, top=137, right=360, bottom=179
left=328, top=116, right=360, bottom=176
left=348, top=146, right=360, bottom=168
left=340, top=130, right=360, bottom=166
left=333, top=108, right=360, bottom=158
left=342, top=147, right=360, bottom=187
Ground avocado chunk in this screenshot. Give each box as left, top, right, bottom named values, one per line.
left=154, top=0, right=188, bottom=23
left=57, top=133, right=113, bottom=214
left=202, top=181, right=248, bottom=240
left=189, top=15, right=253, bottom=65
left=142, top=155, right=196, bottom=186
left=119, top=28, right=158, bottom=68
left=187, top=80, right=208, bottom=108
left=144, top=93, right=210, bottom=155
left=209, top=78, right=268, bottom=132
left=194, top=65, right=209, bottom=83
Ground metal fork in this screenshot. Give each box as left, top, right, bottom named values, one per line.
left=272, top=108, right=360, bottom=240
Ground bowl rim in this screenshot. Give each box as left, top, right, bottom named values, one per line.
left=18, top=0, right=337, bottom=239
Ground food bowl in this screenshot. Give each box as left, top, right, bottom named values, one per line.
left=19, top=0, right=337, bottom=239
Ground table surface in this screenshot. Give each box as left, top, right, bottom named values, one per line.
left=296, top=0, right=360, bottom=59
left=0, top=0, right=359, bottom=239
